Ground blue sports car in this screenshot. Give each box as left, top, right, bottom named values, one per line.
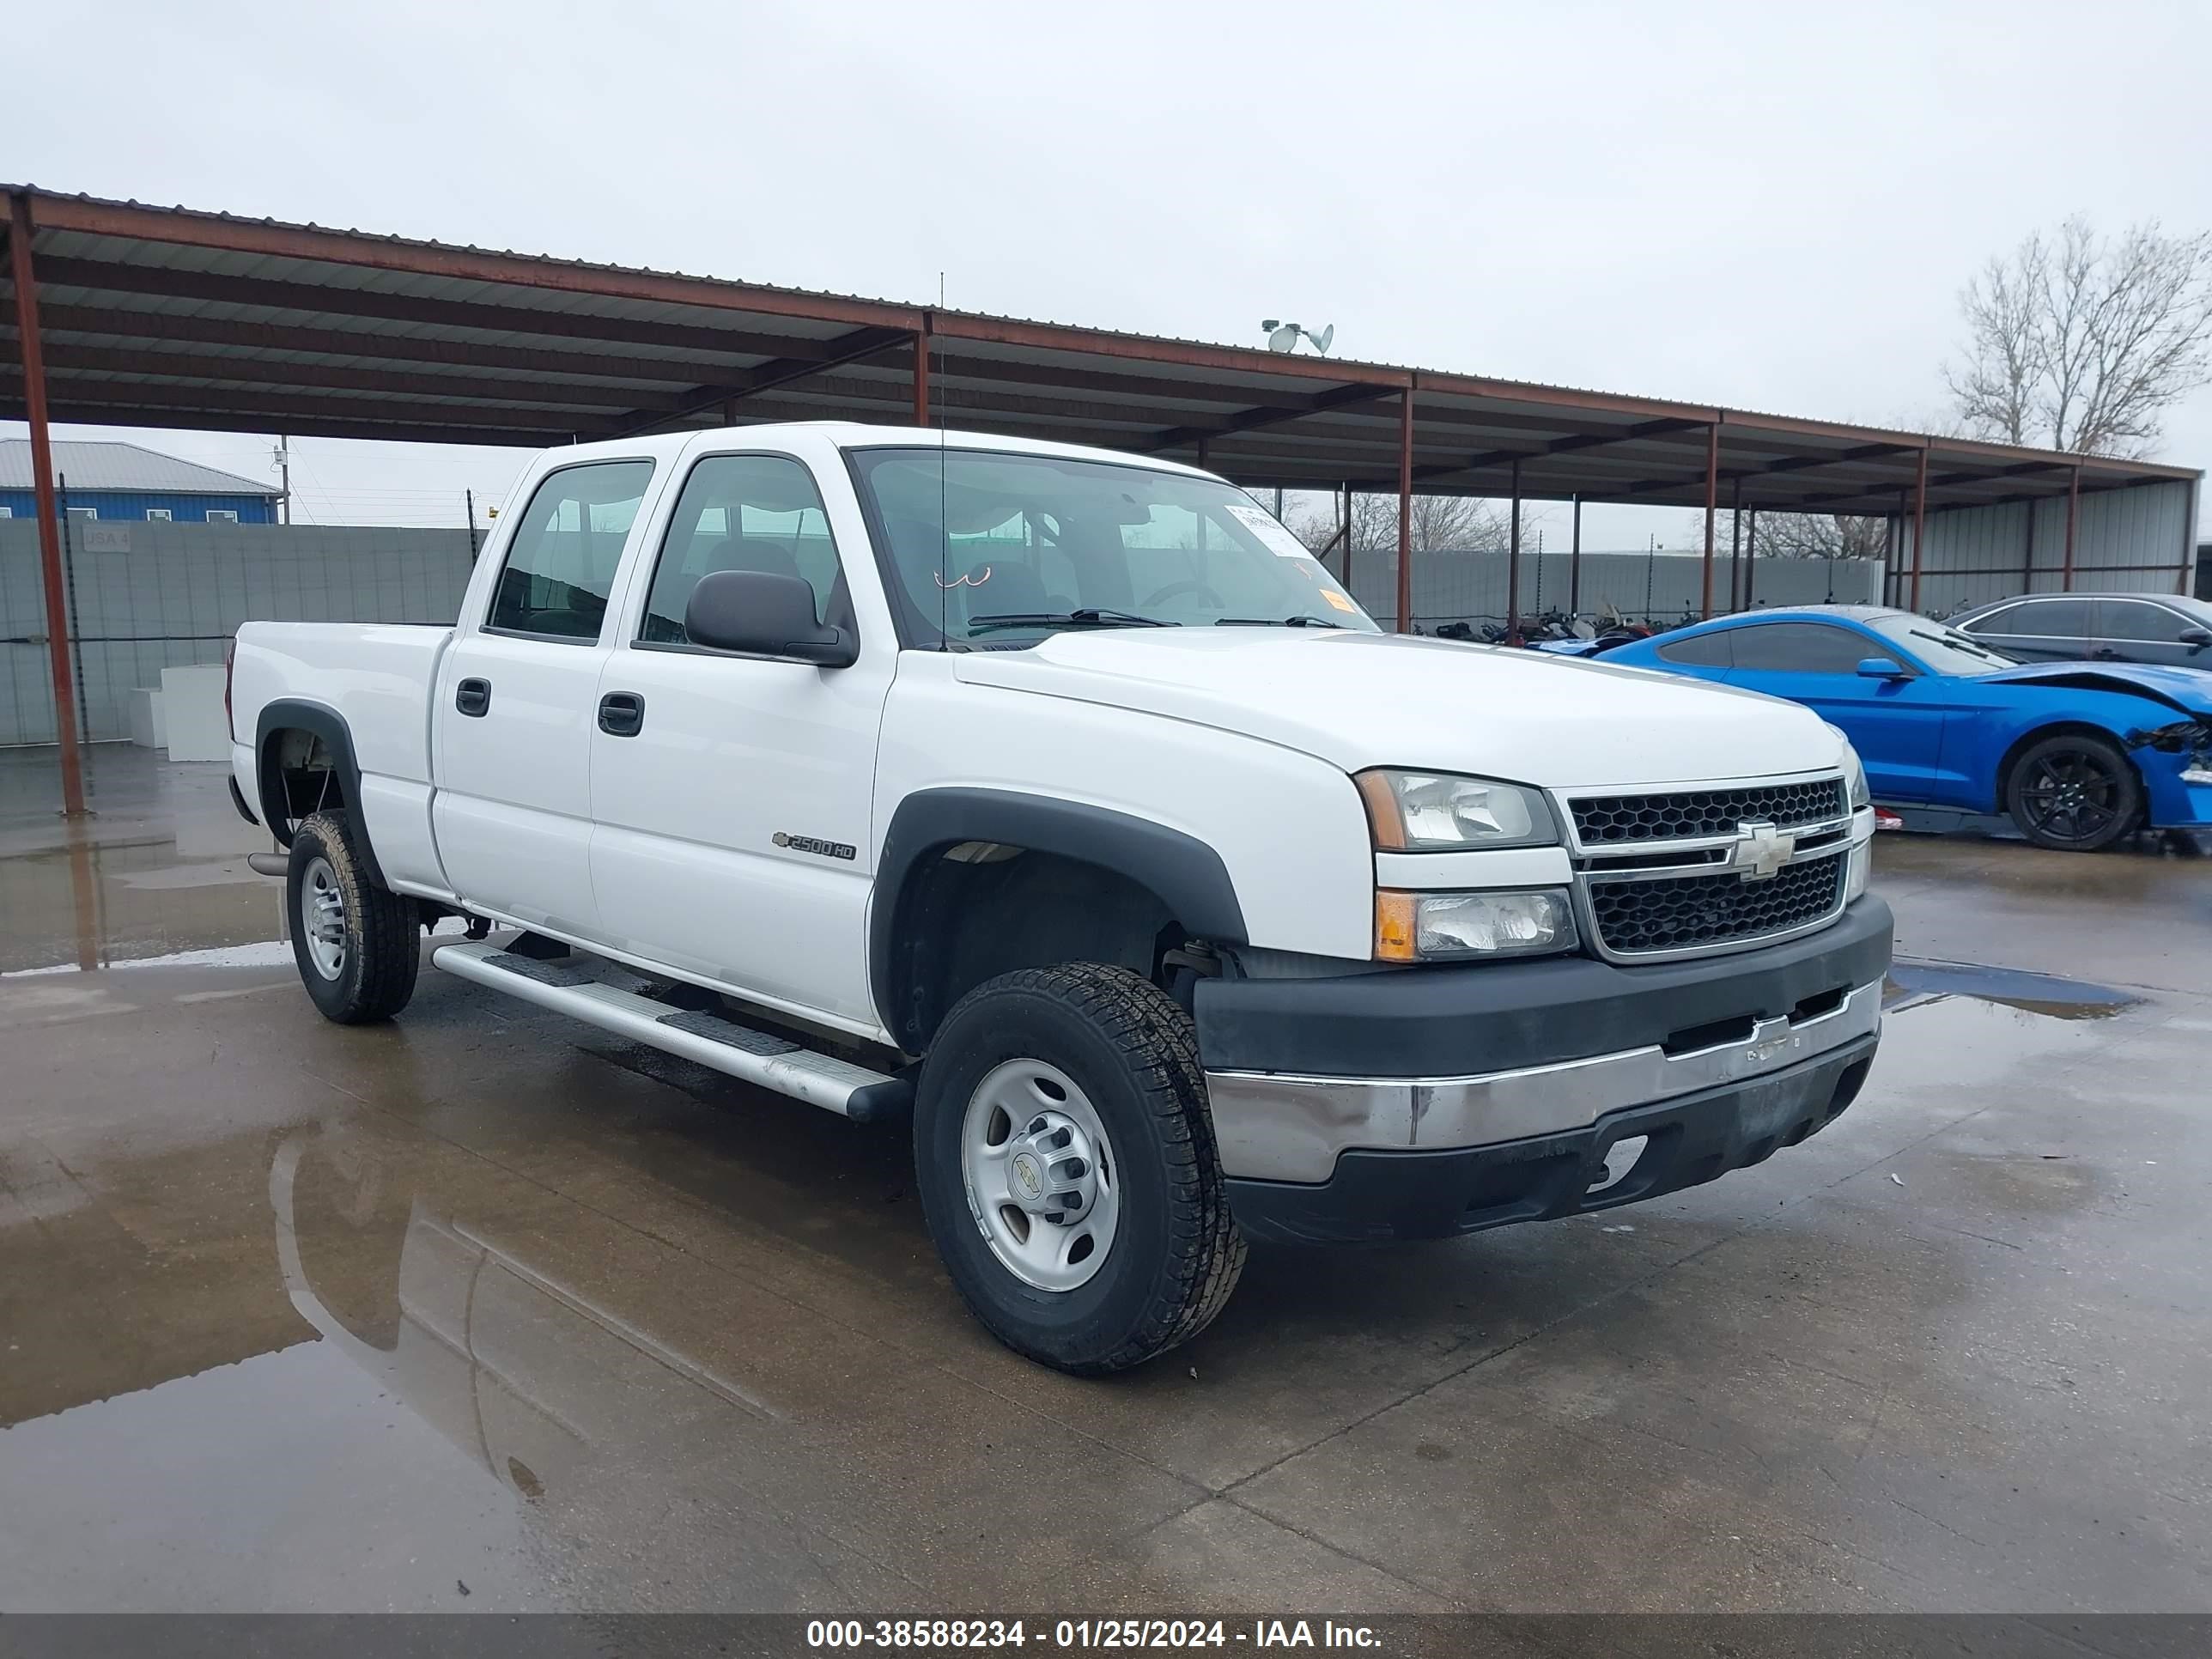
left=1596, top=605, right=2212, bottom=852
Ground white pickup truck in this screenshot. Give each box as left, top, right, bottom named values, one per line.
left=229, top=422, right=1890, bottom=1374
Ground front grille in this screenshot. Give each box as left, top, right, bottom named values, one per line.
left=1589, top=853, right=1844, bottom=957
left=1571, top=778, right=1848, bottom=845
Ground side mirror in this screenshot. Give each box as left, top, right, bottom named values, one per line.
left=1856, top=656, right=1909, bottom=680
left=682, top=569, right=856, bottom=666
left=2179, top=628, right=2212, bottom=652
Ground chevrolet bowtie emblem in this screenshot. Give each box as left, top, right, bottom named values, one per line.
left=1729, top=819, right=1795, bottom=880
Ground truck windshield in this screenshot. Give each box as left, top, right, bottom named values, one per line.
left=848, top=447, right=1378, bottom=647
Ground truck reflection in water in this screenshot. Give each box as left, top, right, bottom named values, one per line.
left=267, top=1124, right=894, bottom=1608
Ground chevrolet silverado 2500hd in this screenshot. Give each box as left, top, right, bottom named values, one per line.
left=229, top=422, right=1891, bottom=1374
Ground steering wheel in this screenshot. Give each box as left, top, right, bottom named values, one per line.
left=1137, top=579, right=1226, bottom=611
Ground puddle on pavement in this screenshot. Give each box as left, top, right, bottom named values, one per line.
left=1884, top=958, right=2140, bottom=1021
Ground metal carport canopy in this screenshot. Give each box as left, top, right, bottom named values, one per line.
left=3, top=185, right=2197, bottom=516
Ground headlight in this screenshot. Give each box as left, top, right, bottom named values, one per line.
left=1826, top=731, right=1870, bottom=811
left=1355, top=769, right=1559, bottom=850
left=1376, top=888, right=1577, bottom=962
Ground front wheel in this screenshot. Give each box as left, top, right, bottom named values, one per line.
left=2005, top=734, right=2141, bottom=853
left=287, top=810, right=422, bottom=1023
left=914, top=963, right=1245, bottom=1374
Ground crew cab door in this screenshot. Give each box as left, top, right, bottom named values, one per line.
left=433, top=457, right=659, bottom=936
left=587, top=443, right=892, bottom=1028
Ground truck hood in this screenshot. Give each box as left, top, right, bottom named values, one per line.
left=953, top=628, right=1844, bottom=787
left=1972, top=660, right=2212, bottom=717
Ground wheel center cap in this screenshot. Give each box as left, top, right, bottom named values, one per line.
left=1011, top=1152, right=1044, bottom=1198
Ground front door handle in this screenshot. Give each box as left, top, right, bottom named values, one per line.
left=455, top=678, right=490, bottom=717
left=598, top=690, right=645, bottom=737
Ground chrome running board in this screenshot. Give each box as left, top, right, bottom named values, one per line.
left=432, top=940, right=908, bottom=1122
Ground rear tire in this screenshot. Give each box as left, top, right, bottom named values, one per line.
left=2004, top=733, right=2140, bottom=853
left=287, top=810, right=422, bottom=1024
left=914, top=963, right=1245, bottom=1375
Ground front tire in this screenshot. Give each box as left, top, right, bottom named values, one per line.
left=287, top=810, right=422, bottom=1023
left=914, top=963, right=1245, bottom=1375
left=2005, top=733, right=2141, bottom=852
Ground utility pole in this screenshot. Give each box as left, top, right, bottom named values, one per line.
left=274, top=435, right=291, bottom=525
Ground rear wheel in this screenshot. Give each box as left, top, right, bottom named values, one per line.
left=914, top=963, right=1244, bottom=1374
left=2005, top=733, right=2140, bottom=852
left=287, top=810, right=422, bottom=1023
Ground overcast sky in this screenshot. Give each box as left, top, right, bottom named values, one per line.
left=7, top=0, right=2211, bottom=547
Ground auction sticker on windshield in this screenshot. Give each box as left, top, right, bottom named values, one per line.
left=1224, top=502, right=1314, bottom=559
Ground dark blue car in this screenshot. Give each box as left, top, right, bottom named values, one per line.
left=1598, top=605, right=2212, bottom=852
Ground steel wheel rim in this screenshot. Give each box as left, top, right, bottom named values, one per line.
left=960, top=1059, right=1120, bottom=1292
left=301, top=855, right=348, bottom=980
left=2020, top=750, right=2119, bottom=843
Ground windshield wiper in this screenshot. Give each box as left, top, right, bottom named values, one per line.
left=1213, top=614, right=1345, bottom=629
left=966, top=607, right=1176, bottom=635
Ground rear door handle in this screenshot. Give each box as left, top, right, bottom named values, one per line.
left=455, top=678, right=491, bottom=717
left=598, top=690, right=645, bottom=737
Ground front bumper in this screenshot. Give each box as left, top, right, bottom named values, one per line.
left=1196, top=896, right=1891, bottom=1206
left=1224, top=1032, right=1878, bottom=1243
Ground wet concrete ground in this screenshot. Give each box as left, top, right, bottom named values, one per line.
left=2, top=745, right=2208, bottom=1613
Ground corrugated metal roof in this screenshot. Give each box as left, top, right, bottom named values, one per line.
left=1, top=185, right=2198, bottom=522
left=0, top=438, right=275, bottom=495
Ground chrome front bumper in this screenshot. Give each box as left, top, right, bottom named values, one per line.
left=1205, top=976, right=1883, bottom=1183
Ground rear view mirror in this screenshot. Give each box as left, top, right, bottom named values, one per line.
left=1856, top=657, right=1909, bottom=680
left=683, top=569, right=856, bottom=667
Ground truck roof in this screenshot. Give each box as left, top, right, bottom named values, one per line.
left=545, top=421, right=1228, bottom=481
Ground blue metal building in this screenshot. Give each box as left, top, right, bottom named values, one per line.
left=0, top=439, right=279, bottom=523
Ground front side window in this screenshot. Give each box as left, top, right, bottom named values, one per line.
left=1728, top=623, right=1881, bottom=674
left=639, top=454, right=843, bottom=645
left=848, top=447, right=1376, bottom=646
left=487, top=459, right=655, bottom=641
left=2098, top=599, right=2189, bottom=643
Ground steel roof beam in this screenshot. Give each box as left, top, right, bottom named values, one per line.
left=608, top=325, right=916, bottom=438
left=9, top=337, right=683, bottom=411
left=1140, top=384, right=1401, bottom=453
left=22, top=256, right=872, bottom=360
left=1413, top=416, right=1714, bottom=483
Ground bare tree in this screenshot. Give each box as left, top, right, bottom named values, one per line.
left=1676, top=508, right=1887, bottom=560
left=1946, top=216, right=2212, bottom=457
left=1743, top=513, right=1889, bottom=561
left=1291, top=492, right=1516, bottom=554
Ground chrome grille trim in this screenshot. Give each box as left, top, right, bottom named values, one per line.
left=1553, top=770, right=1855, bottom=963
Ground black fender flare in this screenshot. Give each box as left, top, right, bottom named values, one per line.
left=870, top=787, right=1247, bottom=1049
left=253, top=698, right=386, bottom=887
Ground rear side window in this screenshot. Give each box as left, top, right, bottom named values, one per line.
left=2098, top=599, right=2190, bottom=643
left=1727, top=623, right=1875, bottom=673
left=488, top=459, right=655, bottom=641
left=1657, top=631, right=1734, bottom=667
left=638, top=454, right=842, bottom=645
left=1993, top=598, right=2089, bottom=638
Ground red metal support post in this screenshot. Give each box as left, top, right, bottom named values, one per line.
left=911, top=326, right=930, bottom=426
left=1506, top=457, right=1522, bottom=636
left=1729, top=477, right=1744, bottom=613
left=1395, top=391, right=1413, bottom=634
left=1908, top=447, right=1929, bottom=612
left=7, top=193, right=88, bottom=817
left=1744, top=507, right=1759, bottom=609
left=1568, top=494, right=1582, bottom=617
left=1699, top=422, right=1718, bottom=617
left=1341, top=483, right=1353, bottom=592
left=2062, top=465, right=2080, bottom=590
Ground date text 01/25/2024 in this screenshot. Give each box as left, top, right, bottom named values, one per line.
left=805, top=1620, right=1382, bottom=1650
